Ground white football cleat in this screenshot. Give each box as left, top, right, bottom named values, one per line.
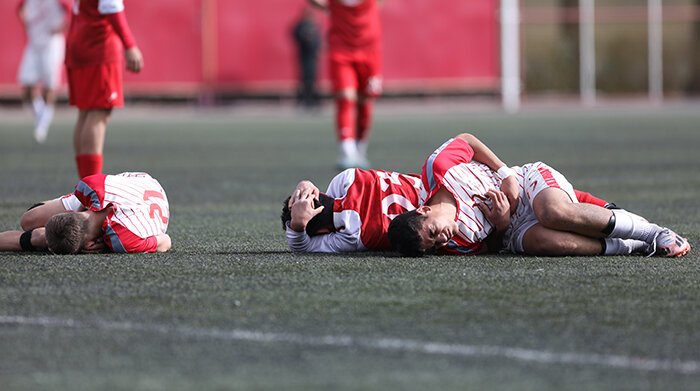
left=649, top=228, right=691, bottom=258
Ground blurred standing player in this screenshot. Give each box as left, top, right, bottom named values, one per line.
left=292, top=6, right=322, bottom=110
left=17, top=0, right=71, bottom=143
left=66, top=0, right=143, bottom=178
left=309, top=0, right=383, bottom=170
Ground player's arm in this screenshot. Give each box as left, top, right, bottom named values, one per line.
left=308, top=0, right=328, bottom=11
left=286, top=225, right=359, bottom=253
left=103, top=5, right=143, bottom=73
left=0, top=228, right=47, bottom=252
left=456, top=132, right=519, bottom=213
left=20, top=198, right=74, bottom=231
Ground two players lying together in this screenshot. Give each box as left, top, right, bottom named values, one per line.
left=282, top=133, right=690, bottom=258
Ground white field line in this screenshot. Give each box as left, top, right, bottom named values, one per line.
left=1, top=315, right=699, bottom=374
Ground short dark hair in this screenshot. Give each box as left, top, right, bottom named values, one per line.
left=280, top=193, right=335, bottom=236
left=388, top=210, right=426, bottom=257
left=45, top=213, right=89, bottom=254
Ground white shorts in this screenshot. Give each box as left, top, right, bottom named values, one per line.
left=17, top=35, right=65, bottom=89
left=502, top=162, right=578, bottom=254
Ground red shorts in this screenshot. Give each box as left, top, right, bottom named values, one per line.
left=67, top=63, right=124, bottom=109
left=329, top=47, right=382, bottom=97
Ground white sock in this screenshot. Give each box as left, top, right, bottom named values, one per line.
left=339, top=139, right=358, bottom=159
left=31, top=96, right=45, bottom=118
left=357, top=140, right=368, bottom=158
left=603, top=238, right=650, bottom=255
left=38, top=105, right=54, bottom=129
left=609, top=210, right=661, bottom=243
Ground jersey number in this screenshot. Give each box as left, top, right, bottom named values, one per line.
left=143, top=190, right=169, bottom=225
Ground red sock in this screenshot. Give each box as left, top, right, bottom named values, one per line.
left=574, top=189, right=609, bottom=207
left=356, top=100, right=374, bottom=141
left=75, top=154, right=103, bottom=178
left=335, top=98, right=356, bottom=140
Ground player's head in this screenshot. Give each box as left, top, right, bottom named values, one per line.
left=388, top=206, right=458, bottom=257
left=388, top=210, right=426, bottom=257
left=45, top=212, right=90, bottom=254
left=280, top=193, right=335, bottom=236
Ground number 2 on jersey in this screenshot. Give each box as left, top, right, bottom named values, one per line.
left=143, top=190, right=169, bottom=225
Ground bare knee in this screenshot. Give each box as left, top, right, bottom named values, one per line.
left=534, top=205, right=572, bottom=230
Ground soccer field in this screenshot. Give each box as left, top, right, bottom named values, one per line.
left=1, top=102, right=699, bottom=390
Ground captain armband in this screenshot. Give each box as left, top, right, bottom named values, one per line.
left=497, top=166, right=516, bottom=179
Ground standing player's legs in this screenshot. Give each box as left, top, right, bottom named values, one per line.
left=74, top=109, right=111, bottom=178
left=67, top=62, right=122, bottom=178
left=330, top=51, right=362, bottom=169
left=355, top=48, right=382, bottom=167
left=34, top=35, right=66, bottom=143
left=18, top=45, right=46, bottom=134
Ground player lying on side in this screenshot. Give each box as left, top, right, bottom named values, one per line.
left=0, top=172, right=171, bottom=254
left=281, top=168, right=621, bottom=253
left=387, top=133, right=691, bottom=258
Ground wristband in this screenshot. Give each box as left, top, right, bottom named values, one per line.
left=497, top=166, right=516, bottom=179
left=20, top=230, right=36, bottom=251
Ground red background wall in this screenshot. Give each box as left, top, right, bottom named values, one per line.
left=0, top=0, right=499, bottom=96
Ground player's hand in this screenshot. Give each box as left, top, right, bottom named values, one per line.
left=289, top=189, right=324, bottom=232
left=500, top=175, right=519, bottom=214
left=125, top=46, right=144, bottom=73
left=477, top=189, right=511, bottom=231
left=82, top=237, right=106, bottom=253
left=289, top=180, right=319, bottom=208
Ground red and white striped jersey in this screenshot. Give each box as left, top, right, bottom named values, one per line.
left=285, top=168, right=421, bottom=252
left=62, top=172, right=169, bottom=253
left=420, top=137, right=502, bottom=255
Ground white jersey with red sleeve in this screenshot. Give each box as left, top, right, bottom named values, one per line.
left=285, top=168, right=421, bottom=252
left=70, top=172, right=169, bottom=253
left=420, top=137, right=502, bottom=255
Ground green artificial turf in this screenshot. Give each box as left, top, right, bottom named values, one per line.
left=1, top=102, right=699, bottom=390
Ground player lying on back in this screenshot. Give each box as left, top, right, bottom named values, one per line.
left=0, top=172, right=171, bottom=254
left=387, top=133, right=691, bottom=258
left=281, top=168, right=622, bottom=253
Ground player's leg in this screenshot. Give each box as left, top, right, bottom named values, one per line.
left=75, top=109, right=111, bottom=178
left=33, top=35, right=66, bottom=143
left=355, top=49, right=382, bottom=168
left=574, top=189, right=610, bottom=208
left=521, top=224, right=649, bottom=256
left=330, top=51, right=360, bottom=169
left=528, top=165, right=689, bottom=256
left=18, top=45, right=45, bottom=125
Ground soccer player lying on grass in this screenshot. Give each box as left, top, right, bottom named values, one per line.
left=281, top=168, right=621, bottom=253
left=387, top=133, right=691, bottom=258
left=282, top=168, right=422, bottom=252
left=0, top=172, right=171, bottom=254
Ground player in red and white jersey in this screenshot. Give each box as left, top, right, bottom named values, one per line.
left=309, top=0, right=383, bottom=169
left=0, top=172, right=170, bottom=254
left=66, top=0, right=143, bottom=178
left=388, top=133, right=691, bottom=258
left=282, top=168, right=420, bottom=252
left=17, top=0, right=71, bottom=143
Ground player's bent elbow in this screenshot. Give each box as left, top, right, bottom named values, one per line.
left=155, top=234, right=172, bottom=252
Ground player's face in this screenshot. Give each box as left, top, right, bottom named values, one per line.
left=417, top=213, right=458, bottom=252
